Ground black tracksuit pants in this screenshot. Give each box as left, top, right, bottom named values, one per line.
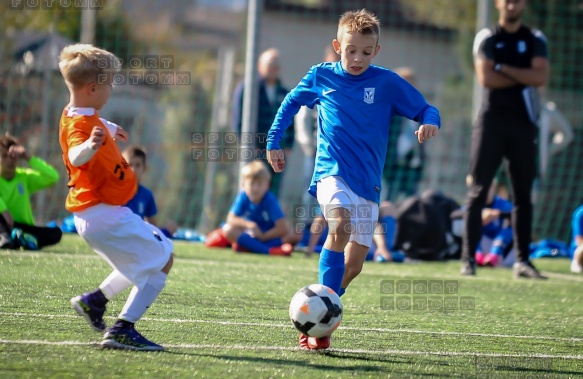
left=0, top=214, right=62, bottom=249
left=462, top=110, right=538, bottom=263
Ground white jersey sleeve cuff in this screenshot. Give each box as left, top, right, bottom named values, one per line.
left=68, top=139, right=98, bottom=167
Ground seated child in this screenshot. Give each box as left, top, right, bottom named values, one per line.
left=122, top=146, right=177, bottom=239
left=570, top=205, right=583, bottom=273
left=475, top=181, right=513, bottom=267
left=0, top=136, right=62, bottom=250
left=222, top=160, right=292, bottom=256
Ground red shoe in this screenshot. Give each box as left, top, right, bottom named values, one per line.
left=298, top=334, right=310, bottom=350
left=483, top=253, right=500, bottom=267
left=475, top=252, right=485, bottom=266
left=205, top=228, right=231, bottom=248
left=307, top=335, right=330, bottom=350
left=269, top=243, right=292, bottom=256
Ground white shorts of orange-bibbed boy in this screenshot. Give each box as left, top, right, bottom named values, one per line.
left=74, top=204, right=173, bottom=289
left=316, top=176, right=379, bottom=248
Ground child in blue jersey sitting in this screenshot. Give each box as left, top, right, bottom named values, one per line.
left=222, top=160, right=292, bottom=256
left=570, top=205, right=583, bottom=273
left=267, top=9, right=440, bottom=350
left=475, top=180, right=513, bottom=267
left=123, top=146, right=176, bottom=239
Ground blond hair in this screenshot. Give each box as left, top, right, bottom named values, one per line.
left=337, top=9, right=380, bottom=43
left=58, top=44, right=120, bottom=89
left=241, top=160, right=271, bottom=183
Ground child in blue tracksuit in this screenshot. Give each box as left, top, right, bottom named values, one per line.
left=266, top=9, right=440, bottom=350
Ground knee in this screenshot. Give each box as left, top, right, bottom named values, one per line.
left=221, top=223, right=240, bottom=242
left=327, top=217, right=351, bottom=243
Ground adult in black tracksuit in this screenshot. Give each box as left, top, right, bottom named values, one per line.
left=461, top=0, right=549, bottom=279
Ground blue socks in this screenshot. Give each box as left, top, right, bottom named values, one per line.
left=237, top=233, right=269, bottom=254
left=339, top=288, right=346, bottom=297
left=318, top=248, right=345, bottom=296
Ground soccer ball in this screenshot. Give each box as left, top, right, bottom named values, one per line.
left=289, top=284, right=343, bottom=338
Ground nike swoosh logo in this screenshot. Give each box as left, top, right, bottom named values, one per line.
left=323, top=89, right=336, bottom=95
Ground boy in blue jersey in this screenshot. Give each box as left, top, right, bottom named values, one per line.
left=222, top=160, right=292, bottom=256
left=123, top=147, right=176, bottom=238
left=267, top=9, right=440, bottom=350
left=570, top=205, right=583, bottom=273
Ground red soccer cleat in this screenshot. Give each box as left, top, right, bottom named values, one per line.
left=298, top=334, right=310, bottom=350
left=269, top=243, right=292, bottom=256
left=307, top=336, right=330, bottom=350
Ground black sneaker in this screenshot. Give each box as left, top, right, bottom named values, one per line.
left=513, top=261, right=547, bottom=280
left=71, top=294, right=107, bottom=332
left=460, top=259, right=476, bottom=276
left=101, top=324, right=164, bottom=351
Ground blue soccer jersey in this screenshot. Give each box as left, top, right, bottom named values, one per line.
left=571, top=205, right=583, bottom=255
left=125, top=184, right=157, bottom=219
left=229, top=190, right=285, bottom=232
left=267, top=62, right=440, bottom=204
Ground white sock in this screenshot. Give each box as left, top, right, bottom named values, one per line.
left=119, top=271, right=167, bottom=323
left=99, top=271, right=132, bottom=300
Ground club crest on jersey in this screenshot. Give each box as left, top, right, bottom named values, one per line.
left=517, top=40, right=527, bottom=53
left=364, top=88, right=375, bottom=104
left=18, top=183, right=25, bottom=195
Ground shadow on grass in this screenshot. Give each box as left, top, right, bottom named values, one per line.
left=162, top=349, right=459, bottom=377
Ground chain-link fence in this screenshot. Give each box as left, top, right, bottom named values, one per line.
left=1, top=0, right=581, bottom=241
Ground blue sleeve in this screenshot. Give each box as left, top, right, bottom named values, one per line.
left=266, top=193, right=285, bottom=222
left=417, top=106, right=441, bottom=128
left=573, top=206, right=583, bottom=238
left=229, top=191, right=247, bottom=217
left=495, top=197, right=513, bottom=213
left=232, top=81, right=244, bottom=134
left=390, top=75, right=441, bottom=128
left=267, top=66, right=319, bottom=150
left=145, top=191, right=158, bottom=218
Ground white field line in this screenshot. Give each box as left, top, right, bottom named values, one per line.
left=0, top=338, right=581, bottom=360
left=1, top=311, right=582, bottom=343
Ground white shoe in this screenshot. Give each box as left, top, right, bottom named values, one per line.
left=571, top=259, right=582, bottom=273
left=572, top=246, right=583, bottom=273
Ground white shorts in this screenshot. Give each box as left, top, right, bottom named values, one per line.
left=316, top=176, right=379, bottom=248
left=74, top=204, right=173, bottom=289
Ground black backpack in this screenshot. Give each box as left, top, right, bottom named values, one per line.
left=393, top=190, right=461, bottom=261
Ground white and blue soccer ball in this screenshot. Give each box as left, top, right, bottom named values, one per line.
left=289, top=284, right=343, bottom=338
